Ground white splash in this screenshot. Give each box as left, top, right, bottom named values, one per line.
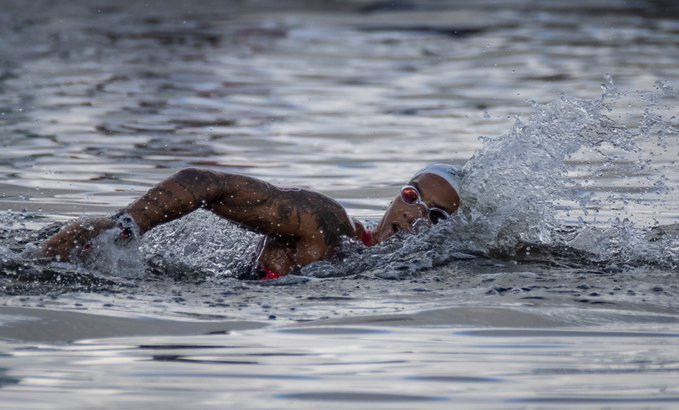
left=454, top=77, right=679, bottom=267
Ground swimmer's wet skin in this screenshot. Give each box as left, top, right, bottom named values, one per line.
left=40, top=164, right=461, bottom=279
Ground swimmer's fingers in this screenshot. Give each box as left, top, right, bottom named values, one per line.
left=40, top=217, right=114, bottom=261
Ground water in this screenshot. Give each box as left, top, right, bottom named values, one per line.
left=2, top=321, right=679, bottom=409
left=1, top=0, right=679, bottom=408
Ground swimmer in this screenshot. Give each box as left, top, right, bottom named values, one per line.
left=40, top=164, right=461, bottom=279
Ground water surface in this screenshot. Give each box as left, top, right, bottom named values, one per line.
left=1, top=0, right=679, bottom=408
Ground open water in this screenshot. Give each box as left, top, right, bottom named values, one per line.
left=1, top=0, right=679, bottom=408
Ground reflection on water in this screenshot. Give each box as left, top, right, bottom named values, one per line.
left=2, top=323, right=679, bottom=409
left=1, top=0, right=679, bottom=408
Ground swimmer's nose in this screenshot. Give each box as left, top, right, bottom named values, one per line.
left=402, top=204, right=427, bottom=227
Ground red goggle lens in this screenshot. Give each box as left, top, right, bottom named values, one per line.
left=400, top=186, right=420, bottom=204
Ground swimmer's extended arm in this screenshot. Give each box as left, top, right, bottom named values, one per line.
left=123, top=168, right=353, bottom=239
left=39, top=217, right=117, bottom=260
left=41, top=168, right=355, bottom=261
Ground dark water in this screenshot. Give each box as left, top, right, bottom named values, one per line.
left=1, top=0, right=679, bottom=408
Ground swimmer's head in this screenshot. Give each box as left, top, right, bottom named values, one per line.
left=410, top=163, right=461, bottom=199
left=373, top=163, right=461, bottom=244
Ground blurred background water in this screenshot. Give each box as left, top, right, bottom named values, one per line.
left=1, top=0, right=679, bottom=408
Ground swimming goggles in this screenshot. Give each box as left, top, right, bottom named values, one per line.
left=400, top=185, right=451, bottom=224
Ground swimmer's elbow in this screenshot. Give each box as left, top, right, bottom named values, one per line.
left=174, top=167, right=219, bottom=182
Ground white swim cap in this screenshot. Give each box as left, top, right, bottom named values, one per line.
left=412, top=163, right=461, bottom=196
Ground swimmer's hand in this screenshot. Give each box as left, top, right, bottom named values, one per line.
left=39, top=217, right=115, bottom=261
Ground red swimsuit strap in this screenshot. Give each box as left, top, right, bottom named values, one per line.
left=361, top=229, right=373, bottom=247
left=260, top=265, right=282, bottom=281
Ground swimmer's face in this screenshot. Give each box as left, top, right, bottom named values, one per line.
left=373, top=173, right=460, bottom=244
